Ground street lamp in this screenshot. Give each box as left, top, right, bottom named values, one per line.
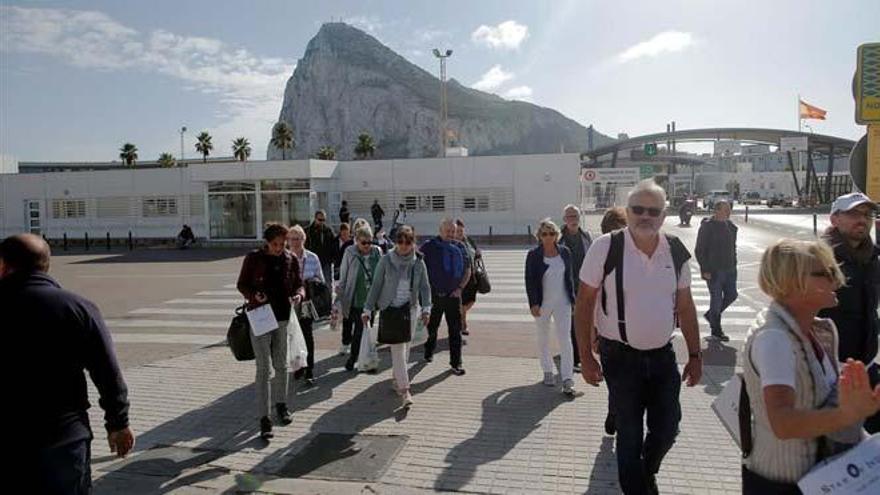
left=179, top=126, right=187, bottom=162
left=433, top=48, right=453, bottom=158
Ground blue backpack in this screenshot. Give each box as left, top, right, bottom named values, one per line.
left=422, top=237, right=465, bottom=294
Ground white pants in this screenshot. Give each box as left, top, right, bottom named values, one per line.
left=389, top=342, right=410, bottom=392
left=534, top=300, right=573, bottom=381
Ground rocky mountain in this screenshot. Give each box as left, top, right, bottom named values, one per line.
left=268, top=22, right=613, bottom=160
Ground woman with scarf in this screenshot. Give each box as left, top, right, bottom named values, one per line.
left=362, top=226, right=432, bottom=408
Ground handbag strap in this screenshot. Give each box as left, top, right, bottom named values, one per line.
left=355, top=254, right=374, bottom=284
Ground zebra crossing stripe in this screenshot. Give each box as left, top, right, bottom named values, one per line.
left=130, top=308, right=233, bottom=316
left=166, top=298, right=243, bottom=305
left=111, top=334, right=222, bottom=345
left=105, top=319, right=228, bottom=328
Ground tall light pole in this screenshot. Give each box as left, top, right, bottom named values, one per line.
left=179, top=126, right=187, bottom=162
left=433, top=48, right=453, bottom=158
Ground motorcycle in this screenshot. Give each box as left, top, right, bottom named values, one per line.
left=678, top=199, right=695, bottom=227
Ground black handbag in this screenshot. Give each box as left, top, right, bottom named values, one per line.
left=227, top=305, right=254, bottom=361
left=378, top=303, right=412, bottom=344
left=303, top=280, right=332, bottom=320
left=474, top=257, right=491, bottom=294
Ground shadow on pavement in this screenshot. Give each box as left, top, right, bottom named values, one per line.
left=66, top=248, right=248, bottom=264
left=585, top=436, right=618, bottom=494
left=702, top=340, right=737, bottom=396
left=434, top=382, right=568, bottom=492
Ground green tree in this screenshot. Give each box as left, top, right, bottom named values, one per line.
left=354, top=132, right=376, bottom=159
left=316, top=146, right=336, bottom=160
left=271, top=121, right=295, bottom=159
left=232, top=137, right=251, bottom=162
left=195, top=131, right=213, bottom=163
left=119, top=143, right=138, bottom=166
left=157, top=152, right=176, bottom=168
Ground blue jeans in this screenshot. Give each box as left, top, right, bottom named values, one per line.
left=600, top=338, right=682, bottom=495
left=36, top=438, right=92, bottom=495
left=706, top=269, right=738, bottom=331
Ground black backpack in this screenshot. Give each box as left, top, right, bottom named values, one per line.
left=600, top=230, right=691, bottom=344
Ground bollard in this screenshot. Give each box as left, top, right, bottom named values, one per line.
left=489, top=226, right=493, bottom=245
left=813, top=214, right=818, bottom=236
left=63, top=232, right=68, bottom=251
left=745, top=206, right=749, bottom=223
left=128, top=231, right=133, bottom=251
left=106, top=232, right=111, bottom=250
left=84, top=232, right=89, bottom=251
left=527, top=224, right=532, bottom=240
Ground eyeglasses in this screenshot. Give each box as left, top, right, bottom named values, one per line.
left=358, top=241, right=372, bottom=246
left=630, top=205, right=663, bottom=217
left=540, top=231, right=557, bottom=237
left=563, top=214, right=579, bottom=219
left=396, top=239, right=413, bottom=246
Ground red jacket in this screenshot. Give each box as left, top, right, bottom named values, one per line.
left=237, top=248, right=305, bottom=307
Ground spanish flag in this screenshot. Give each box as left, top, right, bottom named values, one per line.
left=799, top=99, right=827, bottom=120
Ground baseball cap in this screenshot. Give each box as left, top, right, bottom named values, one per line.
left=831, top=192, right=877, bottom=214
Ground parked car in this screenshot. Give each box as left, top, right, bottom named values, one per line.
left=704, top=190, right=733, bottom=210
left=742, top=191, right=763, bottom=205
left=766, top=194, right=793, bottom=208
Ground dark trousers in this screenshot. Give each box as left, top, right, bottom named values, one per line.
left=296, top=317, right=315, bottom=378
left=425, top=293, right=463, bottom=367
left=741, top=466, right=802, bottom=494
left=342, top=316, right=354, bottom=346
left=36, top=438, right=92, bottom=495
left=600, top=338, right=682, bottom=495
left=570, top=316, right=580, bottom=366
left=706, top=269, right=738, bottom=331
left=344, top=308, right=365, bottom=366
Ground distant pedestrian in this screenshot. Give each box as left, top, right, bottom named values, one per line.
left=695, top=199, right=738, bottom=341
left=421, top=218, right=471, bottom=375
left=598, top=206, right=628, bottom=436
left=3, top=234, right=134, bottom=493
left=339, top=200, right=350, bottom=225
left=391, top=203, right=407, bottom=237
left=332, top=222, right=351, bottom=284
left=334, top=224, right=382, bottom=370
left=820, top=192, right=880, bottom=432
left=177, top=224, right=196, bottom=249
left=575, top=179, right=701, bottom=495
left=237, top=224, right=302, bottom=439
left=362, top=226, right=432, bottom=408
left=305, top=209, right=335, bottom=284
left=741, top=238, right=880, bottom=492
left=559, top=204, right=592, bottom=373
left=454, top=219, right=481, bottom=336
left=525, top=219, right=577, bottom=397
left=371, top=199, right=385, bottom=230
left=289, top=224, right=326, bottom=386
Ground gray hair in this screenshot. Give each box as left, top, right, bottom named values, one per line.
left=355, top=224, right=374, bottom=241
left=627, top=178, right=666, bottom=206
left=563, top=204, right=581, bottom=216
left=439, top=217, right=456, bottom=231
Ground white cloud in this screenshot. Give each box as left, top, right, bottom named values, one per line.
left=471, top=65, right=515, bottom=92
left=344, top=15, right=383, bottom=34
left=617, top=31, right=694, bottom=63
left=0, top=6, right=295, bottom=157
left=471, top=20, right=529, bottom=50
left=502, top=86, right=533, bottom=101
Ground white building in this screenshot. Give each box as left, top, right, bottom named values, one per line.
left=0, top=154, right=583, bottom=242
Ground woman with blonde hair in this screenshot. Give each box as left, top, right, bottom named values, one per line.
left=525, top=218, right=576, bottom=397
left=287, top=224, right=325, bottom=387
left=741, top=238, right=880, bottom=493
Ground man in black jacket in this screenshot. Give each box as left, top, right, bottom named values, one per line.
left=2, top=234, right=133, bottom=494
left=819, top=192, right=880, bottom=432
left=694, top=199, right=738, bottom=341
left=559, top=204, right=592, bottom=372
left=305, top=209, right=336, bottom=283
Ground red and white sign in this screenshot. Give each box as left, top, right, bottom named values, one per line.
left=583, top=169, right=597, bottom=181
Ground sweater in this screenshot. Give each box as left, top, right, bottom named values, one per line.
left=363, top=248, right=432, bottom=315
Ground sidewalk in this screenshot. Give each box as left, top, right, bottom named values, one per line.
left=89, top=344, right=742, bottom=494
left=734, top=212, right=830, bottom=238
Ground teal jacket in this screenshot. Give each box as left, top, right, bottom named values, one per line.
left=363, top=249, right=432, bottom=315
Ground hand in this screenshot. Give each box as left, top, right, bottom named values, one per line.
left=839, top=359, right=880, bottom=422
left=530, top=305, right=541, bottom=318
left=682, top=356, right=703, bottom=386
left=361, top=313, right=371, bottom=326
left=451, top=288, right=462, bottom=298
left=108, top=427, right=135, bottom=458
left=421, top=313, right=430, bottom=326
left=581, top=355, right=603, bottom=386
left=330, top=308, right=338, bottom=324
left=255, top=292, right=268, bottom=303
left=701, top=272, right=711, bottom=281
left=291, top=294, right=302, bottom=306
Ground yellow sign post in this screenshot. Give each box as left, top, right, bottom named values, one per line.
left=856, top=43, right=880, bottom=200
left=866, top=125, right=880, bottom=200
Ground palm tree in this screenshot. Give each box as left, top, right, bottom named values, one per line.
left=119, top=143, right=138, bottom=166
left=316, top=146, right=336, bottom=160
left=157, top=152, right=176, bottom=168
left=195, top=131, right=213, bottom=163
left=271, top=121, right=295, bottom=159
left=232, top=137, right=251, bottom=162
left=354, top=132, right=376, bottom=159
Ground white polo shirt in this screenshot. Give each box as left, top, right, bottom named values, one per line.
left=579, top=228, right=691, bottom=350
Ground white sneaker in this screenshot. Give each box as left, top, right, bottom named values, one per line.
left=401, top=390, right=413, bottom=407
left=562, top=379, right=575, bottom=396
left=337, top=344, right=350, bottom=356
left=543, top=372, right=555, bottom=386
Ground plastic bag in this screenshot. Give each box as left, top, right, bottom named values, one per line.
left=356, top=319, right=380, bottom=372
left=411, top=309, right=428, bottom=346
left=288, top=318, right=309, bottom=372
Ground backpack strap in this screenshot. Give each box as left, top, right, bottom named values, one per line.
left=665, top=234, right=692, bottom=328
left=600, top=230, right=627, bottom=343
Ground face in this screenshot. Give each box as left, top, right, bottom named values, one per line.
left=356, top=236, right=372, bottom=254
left=439, top=222, right=456, bottom=241
left=831, top=204, right=875, bottom=244
left=396, top=236, right=414, bottom=255
left=563, top=209, right=579, bottom=230
left=266, top=236, right=286, bottom=256
left=314, top=213, right=326, bottom=225
left=714, top=202, right=731, bottom=220
left=802, top=261, right=840, bottom=310
left=626, top=192, right=665, bottom=237
left=340, top=229, right=351, bottom=242
left=454, top=224, right=465, bottom=241
left=540, top=229, right=558, bottom=246
left=287, top=233, right=305, bottom=252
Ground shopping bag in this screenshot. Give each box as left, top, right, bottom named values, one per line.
left=288, top=318, right=309, bottom=372
left=411, top=309, right=428, bottom=346
left=798, top=434, right=880, bottom=494
left=227, top=305, right=254, bottom=361
left=711, top=374, right=744, bottom=449
left=356, top=320, right=380, bottom=372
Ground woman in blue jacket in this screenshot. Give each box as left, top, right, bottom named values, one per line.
left=525, top=218, right=576, bottom=397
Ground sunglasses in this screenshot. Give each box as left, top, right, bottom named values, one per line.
left=630, top=205, right=663, bottom=217
left=540, top=231, right=557, bottom=237
left=358, top=241, right=372, bottom=246
left=315, top=218, right=325, bottom=223
left=396, top=239, right=413, bottom=246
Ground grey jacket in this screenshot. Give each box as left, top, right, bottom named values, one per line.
left=363, top=248, right=432, bottom=315
left=335, top=244, right=382, bottom=318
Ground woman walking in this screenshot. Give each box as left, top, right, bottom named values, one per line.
left=362, top=226, right=432, bottom=408
left=454, top=219, right=480, bottom=336
left=334, top=224, right=382, bottom=371
left=288, top=224, right=325, bottom=387
left=525, top=218, right=577, bottom=397
left=236, top=223, right=304, bottom=440
left=741, top=239, right=880, bottom=493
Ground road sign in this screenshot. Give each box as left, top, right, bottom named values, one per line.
left=644, top=143, right=658, bottom=156
left=780, top=136, right=808, bottom=152
left=639, top=165, right=654, bottom=179
left=582, top=169, right=597, bottom=181
left=855, top=43, right=880, bottom=124
left=850, top=126, right=880, bottom=200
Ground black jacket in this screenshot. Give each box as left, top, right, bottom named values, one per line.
left=305, top=222, right=336, bottom=266
left=2, top=271, right=129, bottom=449
left=559, top=227, right=592, bottom=292
left=818, top=238, right=880, bottom=363
left=525, top=244, right=575, bottom=308
left=695, top=217, right=738, bottom=273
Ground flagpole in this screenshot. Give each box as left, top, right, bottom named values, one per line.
left=797, top=93, right=802, bottom=132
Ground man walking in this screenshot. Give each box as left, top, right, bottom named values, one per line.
left=338, top=200, right=350, bottom=225
left=371, top=199, right=385, bottom=230
left=421, top=218, right=471, bottom=375
left=575, top=179, right=702, bottom=495
left=819, top=192, right=880, bottom=432
left=694, top=199, right=738, bottom=341
left=559, top=204, right=592, bottom=372
left=3, top=234, right=134, bottom=494
left=305, top=209, right=336, bottom=284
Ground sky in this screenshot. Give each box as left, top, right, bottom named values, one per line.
left=1, top=0, right=878, bottom=163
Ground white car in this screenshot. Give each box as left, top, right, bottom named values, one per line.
left=704, top=190, right=733, bottom=210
